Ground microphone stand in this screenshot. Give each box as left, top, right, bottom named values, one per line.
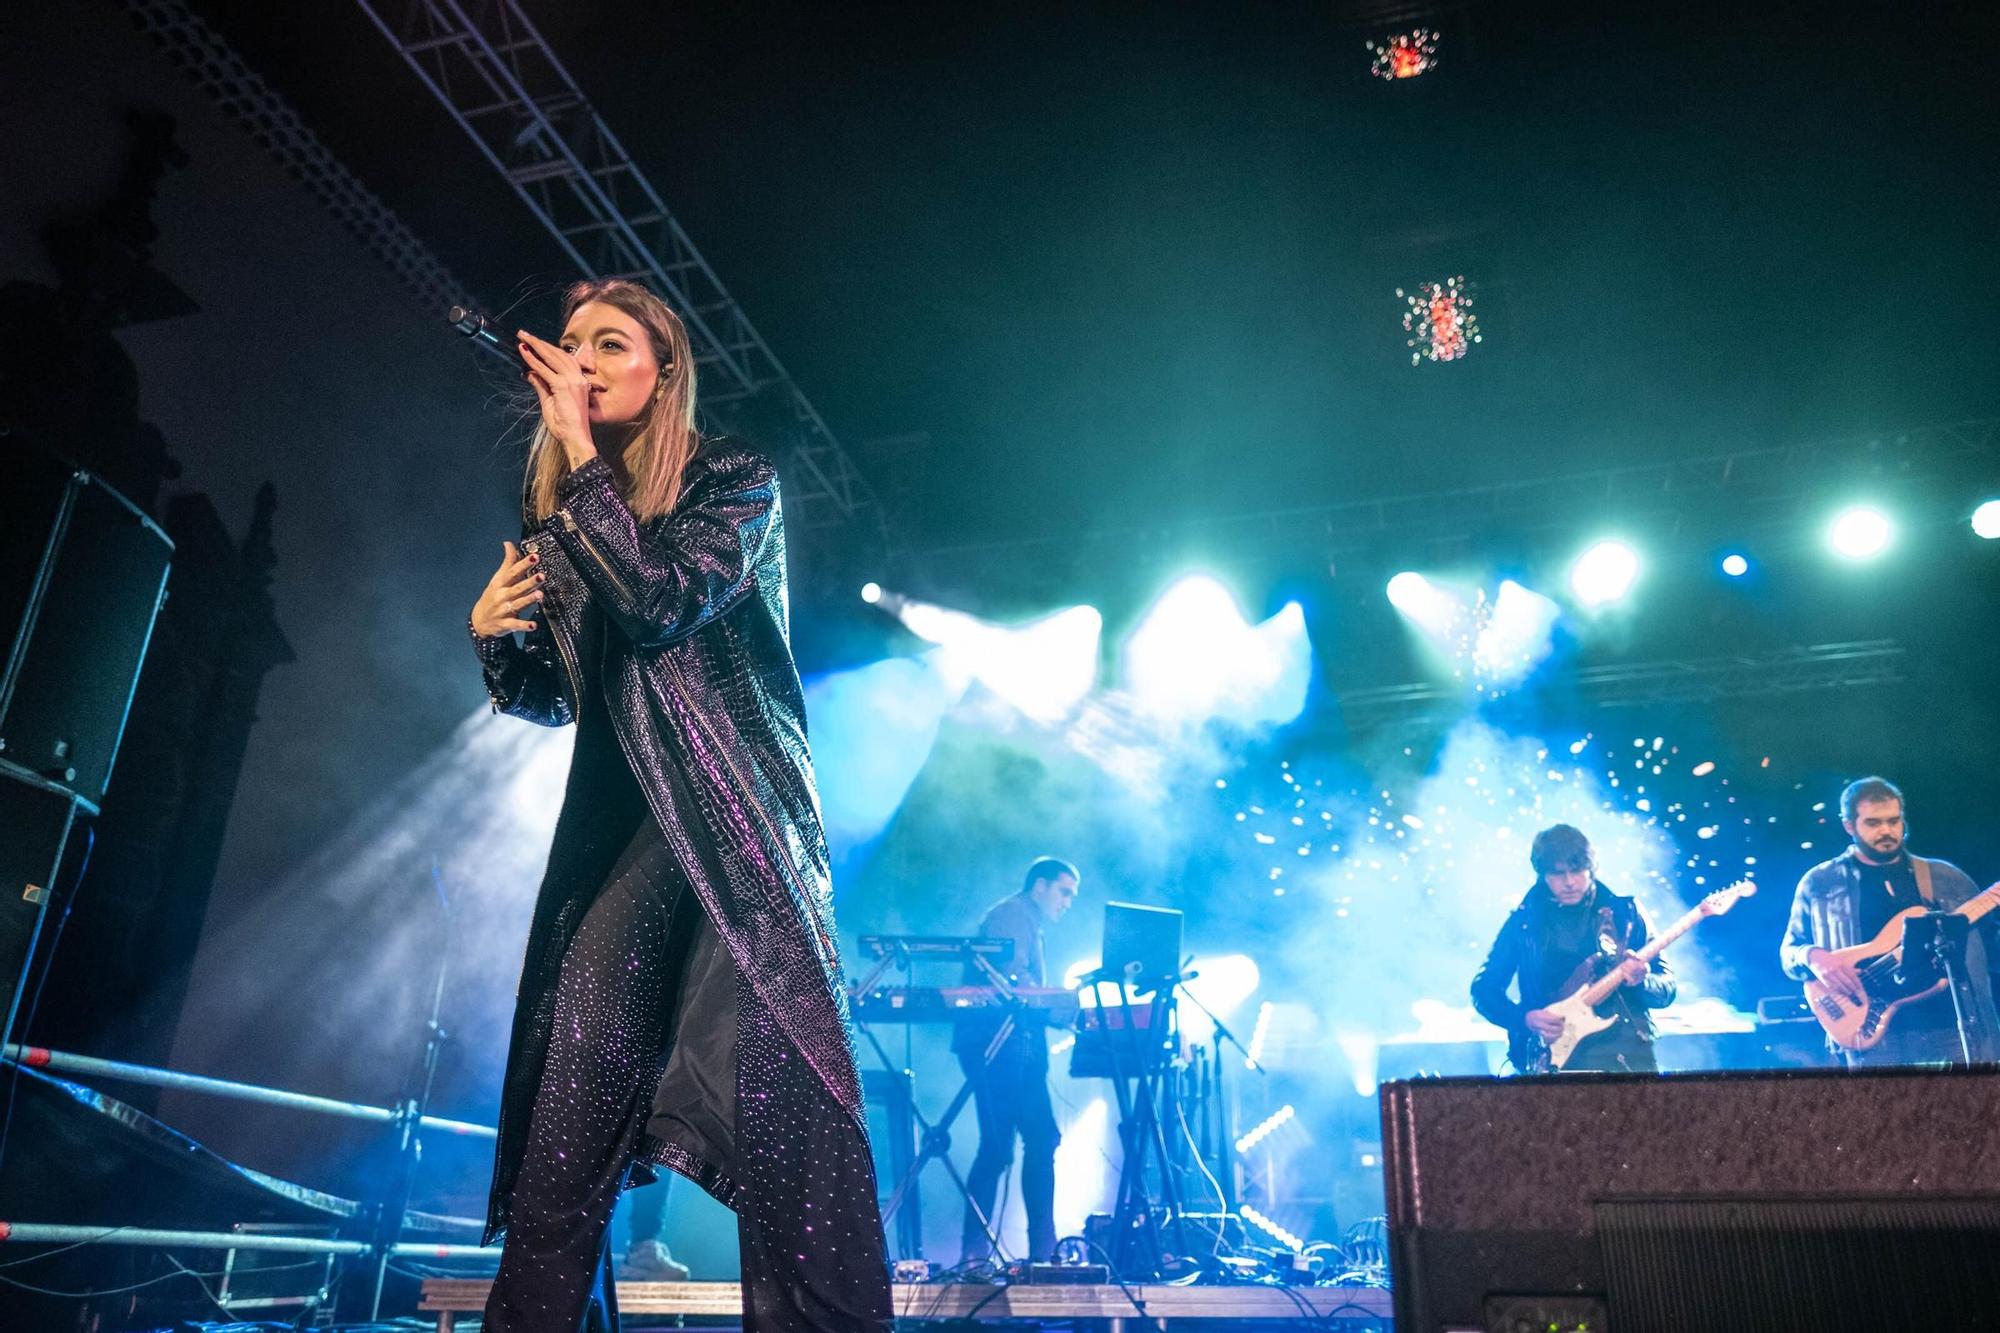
left=1906, top=912, right=1982, bottom=1064
left=1174, top=978, right=1265, bottom=1223
left=369, top=860, right=456, bottom=1319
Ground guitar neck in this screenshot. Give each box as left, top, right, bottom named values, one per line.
left=1576, top=900, right=1702, bottom=1007
left=1956, top=882, right=2000, bottom=926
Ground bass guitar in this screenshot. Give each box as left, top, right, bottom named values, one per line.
left=1802, top=881, right=2000, bottom=1051
left=1526, top=880, right=1756, bottom=1072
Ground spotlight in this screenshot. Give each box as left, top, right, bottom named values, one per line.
left=880, top=594, right=1101, bottom=723
left=1385, top=571, right=1431, bottom=613
left=1568, top=540, right=1640, bottom=608
left=1384, top=571, right=1458, bottom=637
left=859, top=581, right=883, bottom=605
left=1827, top=506, right=1893, bottom=561
left=1973, top=500, right=2000, bottom=540
left=1720, top=553, right=1749, bottom=578
left=1472, top=580, right=1560, bottom=687
left=1123, top=576, right=1312, bottom=727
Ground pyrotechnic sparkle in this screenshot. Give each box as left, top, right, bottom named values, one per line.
left=1398, top=276, right=1480, bottom=364
left=1367, top=29, right=1439, bottom=81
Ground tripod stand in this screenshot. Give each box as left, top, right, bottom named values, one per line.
left=1080, top=974, right=1195, bottom=1279
left=849, top=939, right=1024, bottom=1266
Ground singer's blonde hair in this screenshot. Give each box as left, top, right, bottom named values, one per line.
left=525, top=279, right=698, bottom=524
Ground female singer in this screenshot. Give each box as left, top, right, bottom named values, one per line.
left=467, top=278, right=891, bottom=1331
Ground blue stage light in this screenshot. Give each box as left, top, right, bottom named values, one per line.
left=1721, top=553, right=1749, bottom=577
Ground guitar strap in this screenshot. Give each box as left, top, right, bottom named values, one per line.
left=1911, top=855, right=1935, bottom=904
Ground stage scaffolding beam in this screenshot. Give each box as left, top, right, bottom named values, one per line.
left=122, top=0, right=477, bottom=317
left=352, top=0, right=886, bottom=538
left=913, top=418, right=1999, bottom=586
left=1334, top=639, right=1908, bottom=730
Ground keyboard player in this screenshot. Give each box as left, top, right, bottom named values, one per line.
left=951, top=856, right=1080, bottom=1267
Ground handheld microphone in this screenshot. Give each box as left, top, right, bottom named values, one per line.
left=446, top=305, right=516, bottom=365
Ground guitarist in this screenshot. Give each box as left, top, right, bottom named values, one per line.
left=1471, top=824, right=1677, bottom=1073
left=1780, top=776, right=1998, bottom=1066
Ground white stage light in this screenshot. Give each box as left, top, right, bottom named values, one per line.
left=1123, top=576, right=1311, bottom=727
left=859, top=581, right=883, bottom=604
left=1568, top=540, right=1641, bottom=608
left=1234, top=1104, right=1297, bottom=1155
left=884, top=595, right=1100, bottom=725
left=1827, top=506, right=1893, bottom=560
left=1385, top=570, right=1465, bottom=640
left=1240, top=1204, right=1306, bottom=1252
left=977, top=604, right=1103, bottom=724
left=1177, top=954, right=1261, bottom=1043
left=1973, top=500, right=2000, bottom=540
left=1472, top=580, right=1560, bottom=685
left=1244, top=1000, right=1274, bottom=1069
left=1720, top=553, right=1749, bottom=577
left=1385, top=571, right=1431, bottom=614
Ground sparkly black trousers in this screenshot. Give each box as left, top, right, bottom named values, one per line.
left=482, top=817, right=892, bottom=1333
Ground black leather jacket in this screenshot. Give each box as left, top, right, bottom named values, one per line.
left=1470, top=879, right=1676, bottom=1070
left=473, top=441, right=861, bottom=1241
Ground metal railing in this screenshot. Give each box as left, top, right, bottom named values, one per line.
left=0, top=1043, right=499, bottom=1316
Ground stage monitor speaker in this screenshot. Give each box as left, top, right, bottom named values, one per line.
left=0, top=771, right=82, bottom=1045
left=1382, top=1069, right=2000, bottom=1333
left=1, top=442, right=173, bottom=805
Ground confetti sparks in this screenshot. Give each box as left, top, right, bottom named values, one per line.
left=1398, top=276, right=1481, bottom=364
left=1366, top=29, right=1439, bottom=81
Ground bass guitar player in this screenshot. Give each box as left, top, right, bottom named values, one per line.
left=1781, top=776, right=1999, bottom=1067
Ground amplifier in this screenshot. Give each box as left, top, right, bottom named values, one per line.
left=1381, top=1068, right=2000, bottom=1333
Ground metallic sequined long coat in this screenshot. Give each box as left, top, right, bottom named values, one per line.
left=473, top=441, right=863, bottom=1244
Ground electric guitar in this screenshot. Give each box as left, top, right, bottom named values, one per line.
left=1525, top=880, right=1757, bottom=1072
left=1802, top=881, right=2000, bottom=1051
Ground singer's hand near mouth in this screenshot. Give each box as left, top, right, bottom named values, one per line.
left=518, top=329, right=597, bottom=469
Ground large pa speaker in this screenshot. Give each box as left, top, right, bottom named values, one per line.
left=1, top=442, right=172, bottom=805
left=1381, top=1068, right=2000, bottom=1333
left=0, top=771, right=82, bottom=1045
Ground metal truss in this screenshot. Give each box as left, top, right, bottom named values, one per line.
left=1335, top=639, right=1908, bottom=730
left=916, top=418, right=1999, bottom=585
left=352, top=0, right=885, bottom=536
left=123, top=0, right=477, bottom=318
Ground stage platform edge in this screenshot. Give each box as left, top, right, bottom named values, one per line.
left=418, top=1277, right=1391, bottom=1328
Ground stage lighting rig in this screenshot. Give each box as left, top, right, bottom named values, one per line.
left=1721, top=553, right=1750, bottom=578
left=1973, top=500, right=2000, bottom=540
left=1567, top=540, right=1641, bottom=609
left=1827, top=506, right=1894, bottom=561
